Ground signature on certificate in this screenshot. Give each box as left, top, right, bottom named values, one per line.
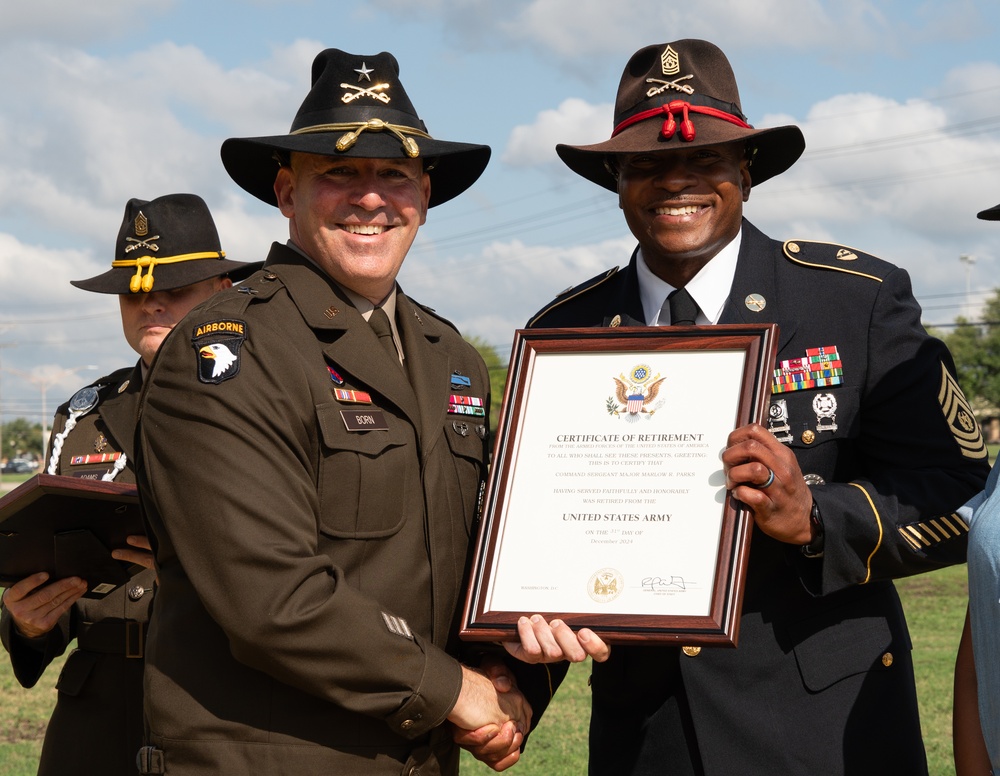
left=641, top=575, right=686, bottom=592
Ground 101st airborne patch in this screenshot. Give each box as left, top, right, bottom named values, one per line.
left=192, top=319, right=247, bottom=384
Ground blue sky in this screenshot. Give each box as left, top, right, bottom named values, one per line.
left=2, top=0, right=1000, bottom=425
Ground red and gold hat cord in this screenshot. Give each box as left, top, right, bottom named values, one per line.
left=292, top=119, right=432, bottom=159
left=111, top=251, right=226, bottom=293
left=613, top=100, right=752, bottom=143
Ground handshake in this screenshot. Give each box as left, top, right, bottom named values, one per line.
left=448, top=616, right=610, bottom=771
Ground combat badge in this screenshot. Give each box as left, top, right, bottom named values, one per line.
left=767, top=399, right=792, bottom=443
left=812, top=393, right=838, bottom=433
left=938, top=362, right=987, bottom=459
left=192, top=319, right=247, bottom=384
left=608, top=364, right=666, bottom=420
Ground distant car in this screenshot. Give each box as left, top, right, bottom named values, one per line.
left=2, top=459, right=33, bottom=474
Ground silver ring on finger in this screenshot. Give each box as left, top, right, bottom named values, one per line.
left=760, top=467, right=775, bottom=489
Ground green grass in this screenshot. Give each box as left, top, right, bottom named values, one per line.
left=461, top=565, right=970, bottom=774
left=0, top=567, right=970, bottom=775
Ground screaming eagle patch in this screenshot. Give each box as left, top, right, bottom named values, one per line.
left=192, top=319, right=247, bottom=384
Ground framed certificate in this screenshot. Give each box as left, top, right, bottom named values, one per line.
left=460, top=324, right=778, bottom=646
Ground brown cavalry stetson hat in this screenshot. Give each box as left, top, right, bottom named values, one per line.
left=221, top=48, right=491, bottom=209
left=977, top=203, right=1000, bottom=220
left=71, top=193, right=260, bottom=294
left=557, top=39, right=805, bottom=192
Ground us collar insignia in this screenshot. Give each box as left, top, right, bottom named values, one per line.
left=192, top=319, right=247, bottom=385
left=608, top=364, right=666, bottom=419
left=772, top=346, right=843, bottom=394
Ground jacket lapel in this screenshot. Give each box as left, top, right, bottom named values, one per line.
left=396, top=293, right=450, bottom=456
left=264, top=245, right=422, bottom=429
left=602, top=248, right=647, bottom=326
left=719, top=220, right=797, bottom=351
left=98, top=363, right=143, bottom=460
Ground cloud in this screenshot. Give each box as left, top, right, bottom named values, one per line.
left=503, top=98, right=613, bottom=167
left=0, top=1, right=175, bottom=44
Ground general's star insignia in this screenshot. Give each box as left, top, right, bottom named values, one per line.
left=355, top=62, right=374, bottom=81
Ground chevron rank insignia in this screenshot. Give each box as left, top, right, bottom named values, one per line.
left=938, top=363, right=987, bottom=459
left=192, top=319, right=247, bottom=385
left=381, top=612, right=414, bottom=641
left=898, top=513, right=969, bottom=552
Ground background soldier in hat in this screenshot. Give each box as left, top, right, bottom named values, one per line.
left=134, top=49, right=556, bottom=775
left=952, top=202, right=1000, bottom=776
left=0, top=193, right=257, bottom=776
left=526, top=39, right=989, bottom=775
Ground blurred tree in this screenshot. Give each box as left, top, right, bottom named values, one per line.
left=2, top=417, right=44, bottom=462
left=465, top=336, right=509, bottom=434
left=936, top=290, right=1000, bottom=412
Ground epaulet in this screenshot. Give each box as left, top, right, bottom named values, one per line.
left=781, top=240, right=891, bottom=283
left=90, top=366, right=134, bottom=393
left=410, top=300, right=460, bottom=335
left=526, top=267, right=620, bottom=327
left=201, top=270, right=283, bottom=314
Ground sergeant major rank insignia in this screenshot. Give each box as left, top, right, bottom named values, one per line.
left=192, top=319, right=247, bottom=384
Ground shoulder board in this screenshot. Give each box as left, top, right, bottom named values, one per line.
left=199, top=272, right=283, bottom=314
left=782, top=240, right=891, bottom=282
left=526, top=267, right=620, bottom=327
left=410, top=301, right=460, bottom=334
left=88, top=366, right=134, bottom=393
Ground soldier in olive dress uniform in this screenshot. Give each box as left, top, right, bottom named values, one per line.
left=0, top=193, right=258, bottom=776
left=133, top=49, right=559, bottom=776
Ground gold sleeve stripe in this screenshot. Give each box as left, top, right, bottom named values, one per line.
left=899, top=531, right=923, bottom=551
left=921, top=521, right=944, bottom=542
left=930, top=516, right=963, bottom=537
left=897, top=513, right=969, bottom=552
left=849, top=482, right=883, bottom=584
left=902, top=525, right=931, bottom=547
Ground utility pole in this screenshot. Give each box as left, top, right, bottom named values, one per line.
left=0, top=342, right=16, bottom=485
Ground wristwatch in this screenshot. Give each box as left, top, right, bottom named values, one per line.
left=801, top=499, right=825, bottom=558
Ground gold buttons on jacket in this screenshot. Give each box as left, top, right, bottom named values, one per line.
left=682, top=646, right=701, bottom=657
left=801, top=430, right=816, bottom=444
left=400, top=719, right=414, bottom=731
left=882, top=652, right=893, bottom=667
left=787, top=242, right=801, bottom=253
left=127, top=585, right=146, bottom=601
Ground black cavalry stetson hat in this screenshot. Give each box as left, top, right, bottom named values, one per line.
left=978, top=203, right=1000, bottom=220
left=72, top=193, right=260, bottom=294
left=221, top=48, right=491, bottom=208
left=557, top=39, right=805, bottom=191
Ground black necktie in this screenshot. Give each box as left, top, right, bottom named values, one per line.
left=663, top=288, right=699, bottom=326
left=369, top=306, right=401, bottom=367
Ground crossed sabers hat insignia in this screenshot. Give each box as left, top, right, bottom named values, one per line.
left=340, top=82, right=391, bottom=104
